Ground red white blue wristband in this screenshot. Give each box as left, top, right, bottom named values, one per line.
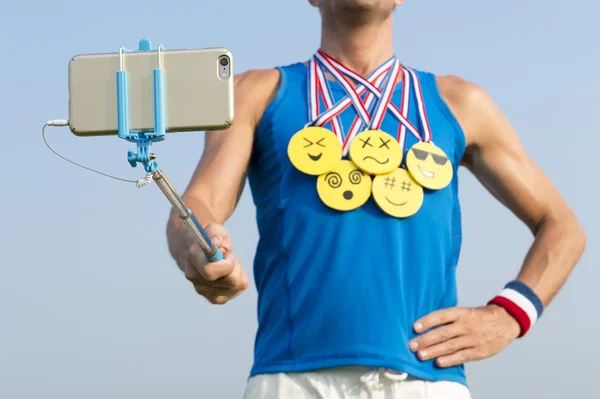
left=488, top=280, right=544, bottom=338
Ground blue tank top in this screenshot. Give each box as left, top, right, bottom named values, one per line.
left=247, top=62, right=467, bottom=385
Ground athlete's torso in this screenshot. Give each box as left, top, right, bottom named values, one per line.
left=247, top=61, right=467, bottom=385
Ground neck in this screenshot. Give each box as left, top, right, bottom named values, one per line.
left=319, top=14, right=395, bottom=77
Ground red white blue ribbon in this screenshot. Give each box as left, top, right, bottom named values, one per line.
left=340, top=71, right=388, bottom=155
left=405, top=67, right=432, bottom=143
left=307, top=57, right=320, bottom=123
left=310, top=66, right=390, bottom=133
left=307, top=57, right=344, bottom=144
left=318, top=53, right=420, bottom=157
left=307, top=52, right=437, bottom=158
left=314, top=51, right=373, bottom=126
left=308, top=55, right=394, bottom=153
left=396, top=67, right=411, bottom=154
left=346, top=61, right=409, bottom=156
left=317, top=51, right=423, bottom=143
left=370, top=58, right=402, bottom=131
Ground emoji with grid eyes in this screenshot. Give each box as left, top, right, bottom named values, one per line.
left=372, top=168, right=424, bottom=218
left=288, top=126, right=343, bottom=175
left=317, top=160, right=373, bottom=211
left=405, top=142, right=454, bottom=190
left=349, top=130, right=403, bottom=175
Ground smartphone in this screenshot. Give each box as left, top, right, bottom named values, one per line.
left=68, top=48, right=234, bottom=136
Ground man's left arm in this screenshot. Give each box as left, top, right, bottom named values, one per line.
left=408, top=76, right=587, bottom=368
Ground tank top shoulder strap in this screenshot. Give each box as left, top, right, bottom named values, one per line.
left=256, top=62, right=307, bottom=135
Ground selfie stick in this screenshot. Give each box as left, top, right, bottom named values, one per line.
left=116, top=39, right=223, bottom=262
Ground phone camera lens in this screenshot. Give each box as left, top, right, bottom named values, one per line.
left=220, top=57, right=229, bottom=67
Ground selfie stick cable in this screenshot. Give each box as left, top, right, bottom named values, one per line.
left=44, top=39, right=223, bottom=262
left=42, top=120, right=144, bottom=185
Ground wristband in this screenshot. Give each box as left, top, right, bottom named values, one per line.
left=488, top=280, right=544, bottom=338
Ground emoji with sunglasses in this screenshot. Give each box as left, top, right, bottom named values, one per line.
left=317, top=160, right=372, bottom=211
left=405, top=142, right=454, bottom=190
left=288, top=126, right=343, bottom=175
left=349, top=130, right=403, bottom=175
left=372, top=167, right=424, bottom=218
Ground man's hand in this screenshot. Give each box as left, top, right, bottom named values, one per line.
left=180, top=223, right=248, bottom=305
left=409, top=305, right=521, bottom=368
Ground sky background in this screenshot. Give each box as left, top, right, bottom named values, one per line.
left=1, top=1, right=598, bottom=398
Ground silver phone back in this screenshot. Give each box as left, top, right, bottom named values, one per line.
left=68, top=48, right=234, bottom=136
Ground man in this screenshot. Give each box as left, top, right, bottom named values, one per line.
left=166, top=1, right=586, bottom=398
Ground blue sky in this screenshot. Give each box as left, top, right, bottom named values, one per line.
left=1, top=1, right=598, bottom=398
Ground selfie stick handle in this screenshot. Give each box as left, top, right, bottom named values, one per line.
left=152, top=169, right=223, bottom=262
left=116, top=38, right=223, bottom=263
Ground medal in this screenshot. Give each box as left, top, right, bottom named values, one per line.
left=348, top=60, right=404, bottom=175
left=403, top=67, right=453, bottom=190
left=288, top=58, right=345, bottom=175
left=367, top=67, right=424, bottom=218
left=349, top=129, right=403, bottom=175
left=293, top=52, right=434, bottom=213
left=317, top=159, right=372, bottom=212
left=288, top=126, right=343, bottom=176
left=339, top=61, right=395, bottom=160
left=372, top=168, right=424, bottom=218
left=405, top=141, right=453, bottom=190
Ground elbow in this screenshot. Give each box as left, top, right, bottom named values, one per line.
left=569, top=218, right=587, bottom=272
left=538, top=206, right=587, bottom=261
left=572, top=217, right=587, bottom=258
left=563, top=209, right=586, bottom=256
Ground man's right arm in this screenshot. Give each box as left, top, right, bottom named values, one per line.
left=166, top=68, right=280, bottom=304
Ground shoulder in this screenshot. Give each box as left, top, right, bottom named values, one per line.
left=233, top=68, right=282, bottom=126
left=435, top=74, right=485, bottom=108
left=235, top=68, right=281, bottom=90
left=234, top=68, right=281, bottom=102
left=434, top=74, right=497, bottom=148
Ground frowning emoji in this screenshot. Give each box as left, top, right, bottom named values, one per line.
left=317, top=160, right=372, bottom=211
left=288, top=126, right=343, bottom=175
left=349, top=130, right=403, bottom=175
left=405, top=142, right=453, bottom=190
left=372, top=168, right=424, bottom=218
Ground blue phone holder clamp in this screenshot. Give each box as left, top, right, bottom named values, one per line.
left=117, top=38, right=223, bottom=262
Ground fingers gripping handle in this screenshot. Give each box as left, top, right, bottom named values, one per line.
left=152, top=169, right=223, bottom=262
left=185, top=213, right=224, bottom=262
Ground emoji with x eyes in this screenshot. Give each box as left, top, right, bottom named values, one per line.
left=372, top=168, right=424, bottom=218
left=317, top=160, right=372, bottom=211
left=405, top=142, right=454, bottom=190
left=288, top=126, right=343, bottom=175
left=349, top=130, right=403, bottom=175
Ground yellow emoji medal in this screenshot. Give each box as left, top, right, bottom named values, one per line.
left=403, top=67, right=454, bottom=190
left=317, top=159, right=372, bottom=211
left=372, top=168, right=424, bottom=218
left=288, top=126, right=342, bottom=176
left=287, top=58, right=344, bottom=175
left=371, top=67, right=424, bottom=218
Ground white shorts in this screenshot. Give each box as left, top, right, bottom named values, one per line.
left=243, top=367, right=471, bottom=399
